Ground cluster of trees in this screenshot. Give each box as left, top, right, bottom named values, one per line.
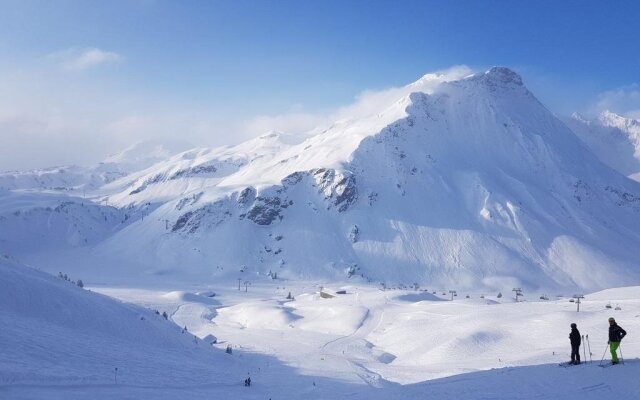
left=57, top=272, right=84, bottom=288
left=153, top=309, right=169, bottom=319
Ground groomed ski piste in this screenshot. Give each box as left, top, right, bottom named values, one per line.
left=1, top=255, right=638, bottom=399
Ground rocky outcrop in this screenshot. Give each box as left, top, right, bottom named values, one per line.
left=311, top=169, right=358, bottom=212
left=170, top=165, right=217, bottom=180
left=171, top=199, right=232, bottom=233
left=247, top=196, right=284, bottom=225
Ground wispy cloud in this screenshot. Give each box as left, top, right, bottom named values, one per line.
left=48, top=47, right=123, bottom=71
left=9, top=62, right=637, bottom=173
left=242, top=65, right=474, bottom=136
left=594, top=83, right=640, bottom=118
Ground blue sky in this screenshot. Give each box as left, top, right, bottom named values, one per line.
left=1, top=0, right=639, bottom=169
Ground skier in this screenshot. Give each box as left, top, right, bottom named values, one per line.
left=608, top=317, right=627, bottom=365
left=569, top=323, right=581, bottom=365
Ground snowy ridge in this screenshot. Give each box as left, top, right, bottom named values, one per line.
left=2, top=67, right=640, bottom=293
left=0, top=140, right=189, bottom=193
left=102, top=139, right=192, bottom=172
left=566, top=111, right=640, bottom=181
left=0, top=163, right=125, bottom=192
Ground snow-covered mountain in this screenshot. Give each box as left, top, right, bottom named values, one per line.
left=0, top=163, right=125, bottom=193
left=102, top=139, right=193, bottom=173
left=2, top=67, right=640, bottom=292
left=0, top=139, right=190, bottom=193
left=566, top=111, right=640, bottom=182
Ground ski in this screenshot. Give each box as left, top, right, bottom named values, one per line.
left=558, top=362, right=581, bottom=368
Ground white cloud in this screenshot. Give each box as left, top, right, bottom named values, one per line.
left=48, top=47, right=123, bottom=71
left=244, top=112, right=329, bottom=137
left=594, top=83, right=640, bottom=118
left=0, top=110, right=112, bottom=171
left=0, top=63, right=478, bottom=171
left=243, top=65, right=474, bottom=136
left=626, top=110, right=640, bottom=119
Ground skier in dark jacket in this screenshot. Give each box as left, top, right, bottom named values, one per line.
left=608, top=317, right=627, bottom=364
left=569, top=323, right=581, bottom=365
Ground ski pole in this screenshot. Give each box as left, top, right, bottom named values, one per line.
left=586, top=335, right=592, bottom=363
left=599, top=343, right=608, bottom=366
left=582, top=335, right=586, bottom=363
left=619, top=343, right=624, bottom=365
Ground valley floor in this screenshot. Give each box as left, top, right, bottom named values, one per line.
left=4, top=280, right=640, bottom=399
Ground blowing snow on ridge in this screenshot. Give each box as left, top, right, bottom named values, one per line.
left=2, top=67, right=639, bottom=292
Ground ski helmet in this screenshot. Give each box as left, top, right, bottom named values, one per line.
left=570, top=323, right=577, bottom=328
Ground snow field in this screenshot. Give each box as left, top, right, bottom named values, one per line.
left=96, top=282, right=640, bottom=389
left=0, top=259, right=240, bottom=389
left=2, top=260, right=639, bottom=399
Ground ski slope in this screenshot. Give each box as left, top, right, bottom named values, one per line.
left=0, top=256, right=242, bottom=395
left=5, top=273, right=638, bottom=399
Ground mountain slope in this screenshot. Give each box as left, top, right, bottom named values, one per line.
left=0, top=255, right=237, bottom=386
left=566, top=111, right=640, bottom=181
left=4, top=68, right=640, bottom=292
left=0, top=140, right=189, bottom=193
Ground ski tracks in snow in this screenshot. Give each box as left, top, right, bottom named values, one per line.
left=318, top=291, right=393, bottom=388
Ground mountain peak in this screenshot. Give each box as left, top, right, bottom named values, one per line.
left=257, top=130, right=306, bottom=145
left=599, top=110, right=640, bottom=135
left=459, top=66, right=524, bottom=89
left=600, top=109, right=638, bottom=124
left=484, top=66, right=523, bottom=86
left=570, top=112, right=591, bottom=125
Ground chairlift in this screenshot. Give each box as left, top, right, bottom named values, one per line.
left=569, top=298, right=575, bottom=303
left=615, top=305, right=621, bottom=311
left=605, top=303, right=612, bottom=309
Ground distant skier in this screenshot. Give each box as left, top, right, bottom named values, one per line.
left=608, top=317, right=627, bottom=364
left=569, top=323, right=581, bottom=365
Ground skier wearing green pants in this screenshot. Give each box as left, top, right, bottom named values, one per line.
left=608, top=317, right=627, bottom=364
